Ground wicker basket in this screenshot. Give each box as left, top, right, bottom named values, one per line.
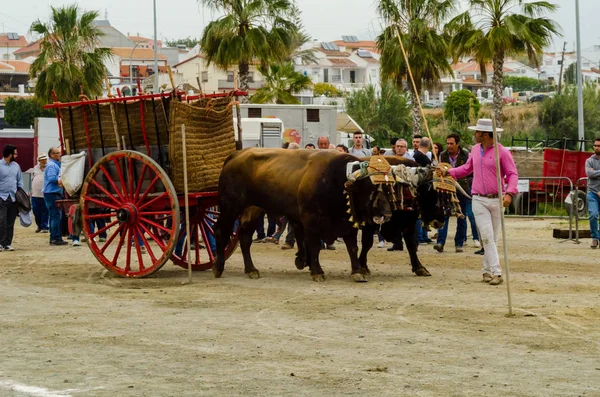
left=168, top=96, right=236, bottom=193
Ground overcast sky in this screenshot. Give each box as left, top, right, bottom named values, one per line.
left=1, top=0, right=598, bottom=52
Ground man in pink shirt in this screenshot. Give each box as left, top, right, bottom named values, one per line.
left=441, top=119, right=518, bottom=285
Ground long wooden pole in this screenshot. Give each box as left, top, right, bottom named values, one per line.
left=393, top=26, right=438, bottom=165
left=491, top=114, right=514, bottom=316
left=181, top=124, right=193, bottom=284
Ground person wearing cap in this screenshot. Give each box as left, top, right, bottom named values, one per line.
left=31, top=153, right=49, bottom=233
left=440, top=119, right=518, bottom=286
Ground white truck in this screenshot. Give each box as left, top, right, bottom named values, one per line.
left=238, top=104, right=341, bottom=148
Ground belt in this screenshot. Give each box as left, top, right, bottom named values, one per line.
left=473, top=193, right=499, bottom=199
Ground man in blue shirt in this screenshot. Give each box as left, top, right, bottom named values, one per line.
left=0, top=144, right=23, bottom=251
left=43, top=147, right=67, bottom=245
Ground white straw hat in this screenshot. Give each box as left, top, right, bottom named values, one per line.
left=467, top=118, right=503, bottom=132
left=37, top=153, right=48, bottom=161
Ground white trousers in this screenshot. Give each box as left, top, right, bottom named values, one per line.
left=472, top=196, right=502, bottom=276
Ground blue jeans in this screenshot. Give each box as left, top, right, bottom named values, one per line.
left=44, top=193, right=63, bottom=242
left=465, top=198, right=479, bottom=241
left=437, top=194, right=468, bottom=247
left=416, top=220, right=429, bottom=242
left=31, top=197, right=49, bottom=231
left=587, top=191, right=600, bottom=240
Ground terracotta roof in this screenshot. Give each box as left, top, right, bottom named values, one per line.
left=0, top=60, right=30, bottom=74
left=328, top=58, right=357, bottom=67
left=173, top=54, right=204, bottom=68
left=0, top=34, right=28, bottom=48
left=452, top=61, right=513, bottom=74
left=128, top=35, right=152, bottom=42
left=333, top=40, right=377, bottom=49
left=316, top=48, right=349, bottom=57
left=13, top=39, right=41, bottom=55
left=111, top=47, right=167, bottom=60
left=462, top=78, right=484, bottom=85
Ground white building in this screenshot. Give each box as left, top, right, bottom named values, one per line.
left=0, top=33, right=28, bottom=61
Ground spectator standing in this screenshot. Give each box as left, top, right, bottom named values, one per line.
left=586, top=138, right=600, bottom=248
left=317, top=136, right=331, bottom=150
left=335, top=144, right=349, bottom=153
left=413, top=138, right=432, bottom=244
left=387, top=139, right=414, bottom=160
left=304, top=143, right=315, bottom=149
left=43, top=147, right=67, bottom=246
left=434, top=133, right=472, bottom=253
left=432, top=142, right=444, bottom=166
left=444, top=119, right=518, bottom=285
left=0, top=144, right=23, bottom=251
left=280, top=142, right=301, bottom=249
left=31, top=153, right=49, bottom=233
left=349, top=132, right=372, bottom=157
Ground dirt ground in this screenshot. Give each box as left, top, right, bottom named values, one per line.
left=1, top=217, right=599, bottom=397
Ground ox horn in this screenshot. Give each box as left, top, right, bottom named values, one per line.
left=346, top=161, right=362, bottom=181
left=450, top=179, right=471, bottom=199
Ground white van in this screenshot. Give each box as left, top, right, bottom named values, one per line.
left=234, top=117, right=285, bottom=148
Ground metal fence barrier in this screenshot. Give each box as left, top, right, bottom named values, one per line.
left=505, top=176, right=575, bottom=241
left=573, top=177, right=589, bottom=244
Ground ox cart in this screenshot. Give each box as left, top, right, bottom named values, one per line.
left=44, top=89, right=245, bottom=277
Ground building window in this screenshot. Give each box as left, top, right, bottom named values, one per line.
left=557, top=60, right=562, bottom=65
left=227, top=71, right=235, bottom=82
left=307, top=109, right=320, bottom=122
left=248, top=108, right=262, bottom=118
left=201, top=71, right=208, bottom=82
left=323, top=69, right=329, bottom=83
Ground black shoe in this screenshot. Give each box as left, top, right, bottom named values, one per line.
left=50, top=240, right=68, bottom=246
left=35, top=229, right=42, bottom=233
left=387, top=245, right=404, bottom=252
left=474, top=249, right=484, bottom=255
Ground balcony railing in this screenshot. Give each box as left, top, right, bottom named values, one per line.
left=218, top=80, right=264, bottom=90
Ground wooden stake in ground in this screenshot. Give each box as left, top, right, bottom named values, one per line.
left=181, top=124, right=193, bottom=284
left=491, top=114, right=514, bottom=316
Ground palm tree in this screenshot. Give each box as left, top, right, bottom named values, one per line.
left=377, top=0, right=455, bottom=135
left=447, top=0, right=560, bottom=126
left=198, top=0, right=300, bottom=99
left=250, top=62, right=312, bottom=104
left=29, top=5, right=112, bottom=104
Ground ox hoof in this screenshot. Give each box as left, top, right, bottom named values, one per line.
left=212, top=268, right=223, bottom=278
left=414, top=267, right=431, bottom=277
left=311, top=274, right=326, bottom=282
left=246, top=270, right=261, bottom=279
left=295, top=257, right=308, bottom=270
left=360, top=267, right=371, bottom=276
left=352, top=273, right=368, bottom=283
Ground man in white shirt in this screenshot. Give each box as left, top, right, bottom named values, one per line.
left=349, top=132, right=372, bottom=157
left=31, top=154, right=49, bottom=233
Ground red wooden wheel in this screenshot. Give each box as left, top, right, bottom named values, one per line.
left=171, top=197, right=239, bottom=271
left=80, top=150, right=180, bottom=277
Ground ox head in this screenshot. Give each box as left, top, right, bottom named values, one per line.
left=345, top=161, right=396, bottom=226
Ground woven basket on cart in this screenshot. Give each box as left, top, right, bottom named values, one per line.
left=168, top=95, right=236, bottom=193
left=58, top=98, right=170, bottom=151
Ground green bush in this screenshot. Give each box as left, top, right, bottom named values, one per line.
left=4, top=97, right=55, bottom=128
left=444, top=90, right=480, bottom=126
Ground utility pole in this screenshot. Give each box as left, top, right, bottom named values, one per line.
left=575, top=0, right=585, bottom=148
left=557, top=41, right=567, bottom=95
left=153, top=0, right=159, bottom=93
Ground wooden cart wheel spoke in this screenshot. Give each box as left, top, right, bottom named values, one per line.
left=136, top=225, right=157, bottom=263
left=136, top=174, right=162, bottom=206
left=138, top=221, right=168, bottom=251
left=100, top=223, right=126, bottom=255
left=85, top=196, right=121, bottom=211
left=133, top=165, right=148, bottom=201
left=89, top=218, right=120, bottom=240
left=170, top=202, right=239, bottom=272
left=86, top=212, right=117, bottom=220
left=90, top=180, right=123, bottom=206
left=82, top=150, right=179, bottom=278
left=112, top=157, right=130, bottom=201
left=100, top=165, right=127, bottom=203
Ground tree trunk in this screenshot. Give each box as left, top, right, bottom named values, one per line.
left=238, top=61, right=250, bottom=104
left=410, top=91, right=422, bottom=136
left=492, top=52, right=504, bottom=128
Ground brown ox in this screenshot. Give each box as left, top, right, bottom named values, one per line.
left=213, top=148, right=403, bottom=282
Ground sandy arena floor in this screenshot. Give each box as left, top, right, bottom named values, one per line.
left=0, top=218, right=599, bottom=396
